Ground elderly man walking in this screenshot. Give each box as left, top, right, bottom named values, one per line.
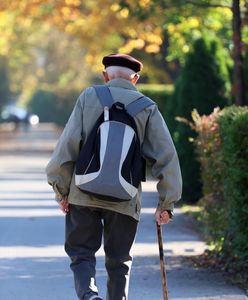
left=46, top=53, right=182, bottom=300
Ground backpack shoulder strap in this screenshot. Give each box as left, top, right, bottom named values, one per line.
left=126, top=96, right=155, bottom=117
left=93, top=85, right=114, bottom=108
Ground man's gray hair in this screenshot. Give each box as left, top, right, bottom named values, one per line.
left=106, top=66, right=137, bottom=79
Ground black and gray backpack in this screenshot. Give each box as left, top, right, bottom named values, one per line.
left=75, top=85, right=154, bottom=202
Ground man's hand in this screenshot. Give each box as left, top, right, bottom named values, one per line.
left=155, top=210, right=171, bottom=225
left=59, top=195, right=69, bottom=214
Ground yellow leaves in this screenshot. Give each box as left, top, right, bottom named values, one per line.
left=119, top=35, right=162, bottom=54
left=118, top=24, right=163, bottom=54
left=205, top=12, right=223, bottom=31
left=118, top=0, right=151, bottom=10
left=182, top=44, right=190, bottom=53
left=126, top=28, right=137, bottom=38
left=141, top=28, right=163, bottom=53
left=166, top=16, right=202, bottom=59
left=110, top=3, right=121, bottom=12
left=141, top=31, right=162, bottom=45
left=65, top=0, right=81, bottom=6
left=204, top=7, right=232, bottom=31
left=175, top=17, right=200, bottom=33
left=65, top=23, right=76, bottom=34
left=61, top=6, right=72, bottom=17
left=216, top=6, right=232, bottom=19
left=139, top=0, right=151, bottom=9
left=167, top=17, right=201, bottom=53
left=111, top=3, right=130, bottom=18
left=0, top=11, right=15, bottom=55
left=60, top=5, right=80, bottom=22
left=131, top=38, right=146, bottom=49
left=0, top=11, right=7, bottom=26
left=119, top=39, right=145, bottom=53
left=51, top=14, right=64, bottom=28
left=167, top=24, right=175, bottom=34
left=145, top=44, right=160, bottom=53
left=187, top=17, right=200, bottom=28
left=1, top=0, right=164, bottom=59
left=22, top=17, right=32, bottom=28
left=118, top=8, right=129, bottom=19
left=65, top=16, right=88, bottom=34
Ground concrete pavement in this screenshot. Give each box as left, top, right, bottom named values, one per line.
left=0, top=124, right=247, bottom=300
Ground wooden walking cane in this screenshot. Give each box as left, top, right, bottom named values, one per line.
left=156, top=222, right=169, bottom=300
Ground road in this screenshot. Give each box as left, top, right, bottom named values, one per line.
left=0, top=124, right=247, bottom=300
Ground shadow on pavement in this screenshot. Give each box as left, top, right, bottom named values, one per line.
left=0, top=124, right=246, bottom=300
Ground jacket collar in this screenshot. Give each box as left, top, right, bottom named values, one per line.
left=106, top=78, right=137, bottom=91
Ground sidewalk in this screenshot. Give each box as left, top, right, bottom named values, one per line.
left=0, top=124, right=247, bottom=300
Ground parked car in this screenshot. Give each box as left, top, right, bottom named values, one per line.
left=0, top=105, right=39, bottom=129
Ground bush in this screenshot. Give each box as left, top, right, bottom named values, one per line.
left=192, top=108, right=226, bottom=246
left=173, top=35, right=231, bottom=203
left=0, top=56, right=11, bottom=112
left=28, top=89, right=79, bottom=126
left=193, top=106, right=248, bottom=281
left=28, top=85, right=174, bottom=128
left=138, top=84, right=174, bottom=130
left=218, top=107, right=248, bottom=267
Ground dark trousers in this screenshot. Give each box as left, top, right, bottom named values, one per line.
left=65, top=204, right=138, bottom=300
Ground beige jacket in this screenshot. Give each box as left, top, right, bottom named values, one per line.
left=46, top=78, right=182, bottom=220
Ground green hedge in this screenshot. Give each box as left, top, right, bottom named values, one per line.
left=219, top=107, right=248, bottom=266
left=193, top=106, right=248, bottom=281
left=28, top=89, right=79, bottom=126
left=28, top=84, right=174, bottom=128
left=0, top=56, right=11, bottom=113
left=138, top=84, right=174, bottom=131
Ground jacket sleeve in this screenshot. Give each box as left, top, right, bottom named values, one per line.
left=45, top=94, right=84, bottom=201
left=142, top=105, right=182, bottom=211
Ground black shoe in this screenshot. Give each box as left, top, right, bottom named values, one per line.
left=88, top=296, right=103, bottom=300
left=82, top=292, right=103, bottom=300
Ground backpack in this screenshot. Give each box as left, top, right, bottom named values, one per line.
left=75, top=85, right=154, bottom=202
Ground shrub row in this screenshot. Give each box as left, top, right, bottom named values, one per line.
left=192, top=106, right=248, bottom=279
left=28, top=84, right=174, bottom=127
left=28, top=89, right=79, bottom=126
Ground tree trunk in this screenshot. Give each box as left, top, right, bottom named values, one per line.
left=232, top=0, right=246, bottom=105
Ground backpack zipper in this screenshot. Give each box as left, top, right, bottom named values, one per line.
left=84, top=154, right=95, bottom=174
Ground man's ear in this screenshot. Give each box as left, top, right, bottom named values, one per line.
left=102, top=71, right=109, bottom=83
left=131, top=73, right=140, bottom=85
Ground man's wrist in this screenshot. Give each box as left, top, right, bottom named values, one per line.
left=165, top=210, right=173, bottom=219
left=55, top=193, right=64, bottom=203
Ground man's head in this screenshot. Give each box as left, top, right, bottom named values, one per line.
left=102, top=53, right=143, bottom=85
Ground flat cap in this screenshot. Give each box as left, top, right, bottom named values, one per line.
left=102, top=53, right=143, bottom=73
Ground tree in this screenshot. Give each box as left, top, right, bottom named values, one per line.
left=232, top=0, right=246, bottom=105
left=173, top=36, right=230, bottom=202
left=121, top=0, right=247, bottom=104
left=1, top=0, right=247, bottom=107
left=0, top=0, right=164, bottom=99
left=1, top=0, right=237, bottom=70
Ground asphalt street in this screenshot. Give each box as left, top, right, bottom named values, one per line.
left=0, top=124, right=247, bottom=300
